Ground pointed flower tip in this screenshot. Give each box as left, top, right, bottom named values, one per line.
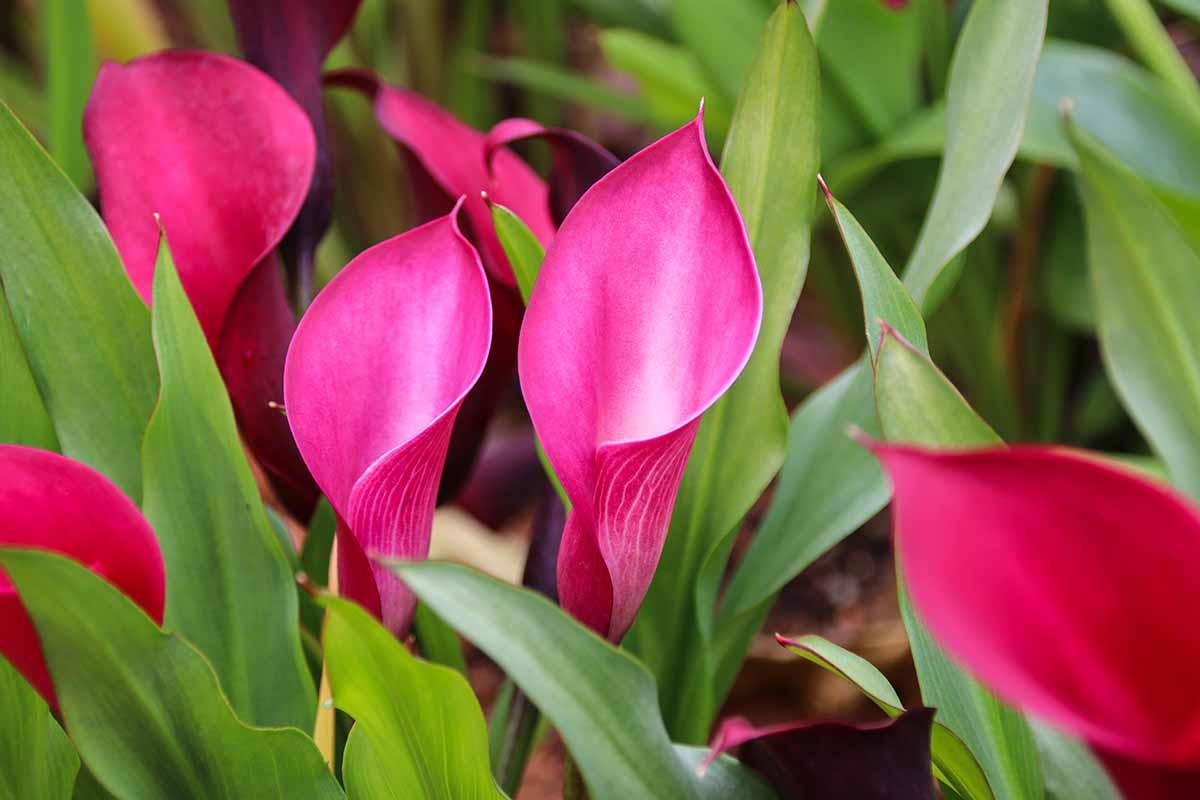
left=696, top=97, right=706, bottom=121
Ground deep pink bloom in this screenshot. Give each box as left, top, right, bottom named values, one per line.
left=518, top=112, right=762, bottom=641
left=703, top=709, right=937, bottom=799
left=483, top=118, right=620, bottom=226
left=0, top=446, right=164, bottom=706
left=867, top=441, right=1200, bottom=796
left=228, top=0, right=362, bottom=299
left=84, top=50, right=320, bottom=518
left=325, top=71, right=615, bottom=506
left=325, top=69, right=555, bottom=286
left=284, top=207, right=491, bottom=637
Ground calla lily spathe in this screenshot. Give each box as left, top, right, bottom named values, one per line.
left=519, top=112, right=762, bottom=641
left=0, top=445, right=164, bottom=706
left=84, top=50, right=320, bottom=519
left=867, top=441, right=1200, bottom=797
left=284, top=206, right=492, bottom=637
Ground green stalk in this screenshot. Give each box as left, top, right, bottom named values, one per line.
left=1104, top=0, right=1200, bottom=116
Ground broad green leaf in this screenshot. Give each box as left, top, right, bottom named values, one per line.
left=903, top=0, right=1048, bottom=304
left=874, top=333, right=998, bottom=446
left=42, top=0, right=94, bottom=190
left=0, top=101, right=158, bottom=501
left=322, top=597, right=505, bottom=799
left=818, top=0, right=922, bottom=138
left=1033, top=725, right=1119, bottom=800
left=0, top=293, right=57, bottom=450
left=598, top=29, right=732, bottom=138
left=1102, top=0, right=1200, bottom=114
left=490, top=201, right=545, bottom=305
left=822, top=185, right=926, bottom=359
left=896, top=587, right=1042, bottom=800
left=872, top=332, right=1042, bottom=800
left=628, top=1, right=820, bottom=742
left=715, top=360, right=885, bottom=689
left=0, top=548, right=342, bottom=799
left=1072, top=127, right=1200, bottom=501
left=669, top=0, right=770, bottom=102
left=391, top=561, right=775, bottom=800
left=141, top=237, right=315, bottom=730
left=780, top=636, right=993, bottom=800
left=0, top=655, right=79, bottom=799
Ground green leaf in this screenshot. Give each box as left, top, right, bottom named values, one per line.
left=489, top=201, right=545, bottom=307
left=780, top=636, right=993, bottom=800
left=1072, top=125, right=1200, bottom=501
left=718, top=0, right=1052, bottom=666
left=1102, top=0, right=1200, bottom=115
left=715, top=359, right=886, bottom=694
left=469, top=54, right=652, bottom=125
left=0, top=292, right=57, bottom=450
left=627, top=0, right=820, bottom=742
left=902, top=0, right=1048, bottom=305
left=821, top=183, right=927, bottom=359
left=141, top=236, right=315, bottom=730
left=817, top=0, right=923, bottom=138
left=1032, top=724, right=1120, bottom=800
left=669, top=0, right=770, bottom=103
left=874, top=332, right=998, bottom=447
left=42, top=0, right=94, bottom=190
left=322, top=597, right=505, bottom=800
left=0, top=548, right=342, bottom=799
left=0, top=101, right=159, bottom=501
left=0, top=655, right=79, bottom=799
left=872, top=333, right=1042, bottom=800
left=598, top=29, right=732, bottom=138
left=390, top=561, right=775, bottom=800
left=488, top=202, right=570, bottom=509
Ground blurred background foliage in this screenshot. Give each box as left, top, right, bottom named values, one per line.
left=3, top=0, right=1199, bottom=771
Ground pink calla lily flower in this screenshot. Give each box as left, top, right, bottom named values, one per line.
left=518, top=111, right=762, bottom=642
left=228, top=0, right=363, bottom=300
left=325, top=70, right=616, bottom=506
left=84, top=50, right=320, bottom=519
left=483, top=117, right=620, bottom=226
left=284, top=205, right=491, bottom=637
left=324, top=69, right=555, bottom=286
left=0, top=445, right=164, bottom=707
left=866, top=441, right=1200, bottom=796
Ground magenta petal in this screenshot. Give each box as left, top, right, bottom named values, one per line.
left=1100, top=750, right=1200, bottom=799
left=84, top=50, right=315, bottom=345
left=519, top=113, right=762, bottom=641
left=325, top=69, right=555, bottom=285
left=484, top=117, right=620, bottom=224
left=703, top=709, right=937, bottom=799
left=284, top=208, right=491, bottom=635
left=0, top=446, right=165, bottom=706
left=229, top=0, right=361, bottom=297
left=869, top=442, right=1200, bottom=767
left=216, top=256, right=318, bottom=519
